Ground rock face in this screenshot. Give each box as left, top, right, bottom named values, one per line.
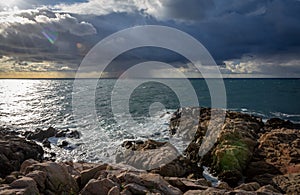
left=245, top=127, right=300, bottom=192
left=202, top=111, right=263, bottom=186
left=0, top=130, right=44, bottom=178
left=169, top=107, right=300, bottom=194
left=23, top=161, right=79, bottom=194
left=170, top=108, right=263, bottom=186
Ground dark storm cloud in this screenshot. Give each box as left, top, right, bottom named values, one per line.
left=0, top=8, right=97, bottom=71
left=0, top=0, right=299, bottom=76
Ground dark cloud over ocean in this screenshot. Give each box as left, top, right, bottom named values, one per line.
left=0, top=0, right=300, bottom=77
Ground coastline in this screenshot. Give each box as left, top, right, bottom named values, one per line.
left=0, top=108, right=300, bottom=194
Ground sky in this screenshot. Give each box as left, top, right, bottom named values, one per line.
left=0, top=0, right=300, bottom=78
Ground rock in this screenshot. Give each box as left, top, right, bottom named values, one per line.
left=216, top=182, right=232, bottom=190
left=4, top=175, right=17, bottom=184
left=10, top=177, right=39, bottom=195
left=170, top=108, right=263, bottom=187
left=0, top=132, right=43, bottom=178
left=151, top=157, right=203, bottom=178
left=26, top=170, right=46, bottom=192
left=184, top=188, right=226, bottom=195
left=24, top=162, right=79, bottom=194
left=55, top=129, right=81, bottom=139
left=286, top=164, right=300, bottom=174
left=265, top=118, right=294, bottom=129
left=120, top=189, right=133, bottom=195
left=257, top=128, right=300, bottom=174
left=26, top=127, right=57, bottom=141
left=80, top=178, right=117, bottom=195
left=234, top=182, right=260, bottom=191
left=245, top=161, right=281, bottom=181
left=164, top=177, right=210, bottom=192
left=203, top=111, right=261, bottom=187
left=42, top=138, right=51, bottom=148
left=108, top=186, right=120, bottom=195
left=118, top=172, right=183, bottom=194
left=58, top=140, right=69, bottom=148
left=256, top=185, right=282, bottom=195
left=227, top=189, right=257, bottom=194
left=117, top=140, right=181, bottom=171
left=124, top=183, right=149, bottom=194
left=66, top=130, right=81, bottom=139
left=273, top=173, right=300, bottom=194
left=251, top=173, right=277, bottom=187
left=20, top=159, right=39, bottom=174
left=78, top=164, right=108, bottom=188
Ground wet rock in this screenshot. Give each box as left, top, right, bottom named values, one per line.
left=55, top=129, right=81, bottom=139
left=265, top=118, right=294, bottom=129
left=58, top=140, right=69, bottom=148
left=26, top=127, right=57, bottom=141
left=42, top=138, right=51, bottom=148
left=0, top=132, right=43, bottom=178
left=66, top=130, right=81, bottom=139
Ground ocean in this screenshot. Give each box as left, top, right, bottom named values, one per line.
left=0, top=78, right=299, bottom=162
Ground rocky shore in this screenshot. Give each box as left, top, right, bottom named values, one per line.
left=0, top=107, right=300, bottom=194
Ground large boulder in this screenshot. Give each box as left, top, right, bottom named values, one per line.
left=0, top=130, right=43, bottom=178
left=23, top=162, right=79, bottom=194
left=80, top=178, right=118, bottom=195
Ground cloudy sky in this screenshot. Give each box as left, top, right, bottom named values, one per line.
left=0, top=0, right=299, bottom=78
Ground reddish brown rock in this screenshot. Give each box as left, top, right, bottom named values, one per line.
left=273, top=173, right=300, bottom=194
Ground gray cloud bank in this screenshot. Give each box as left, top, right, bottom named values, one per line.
left=0, top=0, right=299, bottom=77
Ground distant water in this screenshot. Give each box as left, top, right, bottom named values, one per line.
left=0, top=78, right=299, bottom=162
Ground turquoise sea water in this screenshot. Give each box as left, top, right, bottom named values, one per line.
left=0, top=78, right=299, bottom=162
